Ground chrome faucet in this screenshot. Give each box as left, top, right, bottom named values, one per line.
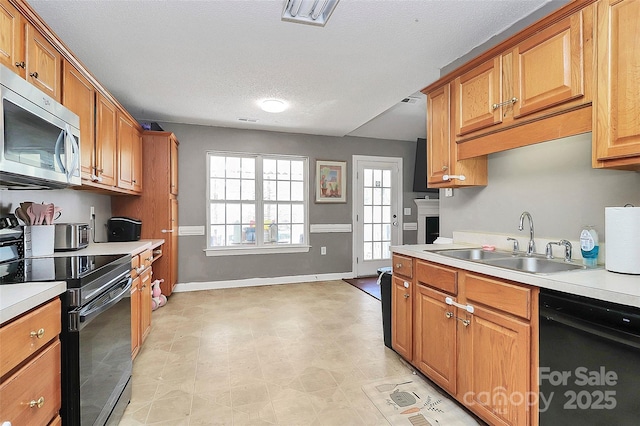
left=518, top=211, right=536, bottom=255
left=546, top=240, right=573, bottom=262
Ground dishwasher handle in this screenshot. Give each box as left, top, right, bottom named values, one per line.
left=540, top=306, right=640, bottom=350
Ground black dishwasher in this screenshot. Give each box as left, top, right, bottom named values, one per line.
left=539, top=289, right=640, bottom=425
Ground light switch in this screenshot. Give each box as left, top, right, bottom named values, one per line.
left=404, top=208, right=411, bottom=216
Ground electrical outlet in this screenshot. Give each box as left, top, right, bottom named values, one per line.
left=321, top=246, right=327, bottom=255
left=404, top=207, right=411, bottom=216
left=444, top=188, right=454, bottom=197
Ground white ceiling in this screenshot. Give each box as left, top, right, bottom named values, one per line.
left=29, top=0, right=556, bottom=142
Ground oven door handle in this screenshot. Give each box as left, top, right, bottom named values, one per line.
left=70, top=278, right=132, bottom=331
left=540, top=306, right=640, bottom=350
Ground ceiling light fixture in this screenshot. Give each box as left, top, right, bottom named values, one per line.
left=281, top=0, right=340, bottom=27
left=260, top=99, right=287, bottom=113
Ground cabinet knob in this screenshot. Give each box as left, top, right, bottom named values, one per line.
left=132, top=179, right=137, bottom=183
left=445, top=311, right=454, bottom=319
left=15, top=61, right=25, bottom=69
left=29, top=397, right=45, bottom=409
left=29, top=71, right=39, bottom=79
left=442, top=165, right=448, bottom=171
left=403, top=293, right=410, bottom=299
left=30, top=328, right=45, bottom=339
left=395, top=263, right=402, bottom=268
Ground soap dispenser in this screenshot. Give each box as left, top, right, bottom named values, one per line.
left=580, top=225, right=599, bottom=267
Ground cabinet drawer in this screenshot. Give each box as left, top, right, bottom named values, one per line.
left=131, top=254, right=140, bottom=278
left=393, top=254, right=413, bottom=278
left=0, top=298, right=61, bottom=378
left=139, top=248, right=153, bottom=269
left=464, top=273, right=531, bottom=319
left=416, top=260, right=458, bottom=295
left=0, top=339, right=61, bottom=425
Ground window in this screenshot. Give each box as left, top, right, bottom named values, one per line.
left=206, top=152, right=309, bottom=255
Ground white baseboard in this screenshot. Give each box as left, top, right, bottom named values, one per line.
left=172, top=272, right=354, bottom=292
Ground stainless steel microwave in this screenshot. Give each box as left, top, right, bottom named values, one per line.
left=0, top=64, right=81, bottom=189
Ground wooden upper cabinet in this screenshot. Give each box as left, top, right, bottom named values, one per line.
left=0, top=0, right=25, bottom=77
left=95, top=93, right=118, bottom=187
left=62, top=60, right=96, bottom=181
left=25, top=23, right=61, bottom=102
left=170, top=136, right=178, bottom=196
left=427, top=84, right=451, bottom=184
left=117, top=112, right=135, bottom=191
left=455, top=57, right=502, bottom=136
left=132, top=128, right=143, bottom=193
left=593, top=0, right=640, bottom=169
left=513, top=12, right=585, bottom=118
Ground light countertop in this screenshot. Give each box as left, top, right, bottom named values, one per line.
left=1, top=239, right=164, bottom=325
left=0, top=281, right=66, bottom=324
left=392, top=244, right=640, bottom=308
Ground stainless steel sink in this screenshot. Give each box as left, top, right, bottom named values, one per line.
left=483, top=257, right=586, bottom=274
left=434, top=248, right=588, bottom=274
left=435, top=248, right=515, bottom=261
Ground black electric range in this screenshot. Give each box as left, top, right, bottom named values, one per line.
left=0, top=254, right=131, bottom=306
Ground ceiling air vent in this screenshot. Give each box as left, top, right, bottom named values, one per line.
left=282, top=0, right=340, bottom=27
left=238, top=118, right=258, bottom=123
left=401, top=97, right=419, bottom=104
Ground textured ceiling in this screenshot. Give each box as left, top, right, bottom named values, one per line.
left=29, top=0, right=555, bottom=141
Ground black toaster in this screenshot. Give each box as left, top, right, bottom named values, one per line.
left=107, top=217, right=142, bottom=242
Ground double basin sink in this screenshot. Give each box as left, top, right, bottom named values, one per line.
left=434, top=248, right=587, bottom=274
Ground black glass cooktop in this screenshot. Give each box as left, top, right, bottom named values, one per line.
left=0, top=254, right=130, bottom=286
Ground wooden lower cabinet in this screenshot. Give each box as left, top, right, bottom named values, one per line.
left=0, top=298, right=62, bottom=426
left=395, top=257, right=538, bottom=426
left=130, top=251, right=153, bottom=360
left=391, top=275, right=413, bottom=361
left=413, top=284, right=457, bottom=395
left=458, top=304, right=531, bottom=426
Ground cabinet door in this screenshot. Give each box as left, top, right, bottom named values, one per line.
left=391, top=275, right=413, bottom=361
left=62, top=60, right=96, bottom=181
left=130, top=276, right=140, bottom=359
left=455, top=57, right=502, bottom=136
left=25, top=24, right=61, bottom=102
left=170, top=136, right=179, bottom=196
left=117, top=112, right=135, bottom=191
left=593, top=0, right=640, bottom=165
left=169, top=198, right=178, bottom=292
left=140, top=267, right=152, bottom=343
left=513, top=13, right=584, bottom=118
left=132, top=128, right=143, bottom=193
left=0, top=0, right=25, bottom=77
left=95, top=93, right=118, bottom=186
left=413, top=284, right=457, bottom=395
left=426, top=84, right=451, bottom=185
left=459, top=305, right=530, bottom=426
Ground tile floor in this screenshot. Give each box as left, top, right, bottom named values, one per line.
left=119, top=280, right=414, bottom=425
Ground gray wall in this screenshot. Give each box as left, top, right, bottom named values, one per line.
left=439, top=133, right=640, bottom=242
left=0, top=189, right=111, bottom=241
left=160, top=122, right=427, bottom=283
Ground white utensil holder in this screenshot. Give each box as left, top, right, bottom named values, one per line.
left=24, top=225, right=55, bottom=257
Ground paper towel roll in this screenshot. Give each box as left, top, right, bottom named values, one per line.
left=605, top=207, right=640, bottom=274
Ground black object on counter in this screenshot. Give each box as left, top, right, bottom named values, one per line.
left=107, top=217, right=142, bottom=242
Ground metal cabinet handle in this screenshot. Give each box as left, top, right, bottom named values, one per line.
left=30, top=328, right=45, bottom=339
left=135, top=267, right=144, bottom=274
left=29, top=396, right=45, bottom=408
left=29, top=71, right=39, bottom=78
left=395, top=263, right=402, bottom=268
left=15, top=61, right=25, bottom=68
left=445, top=311, right=454, bottom=319
left=458, top=318, right=471, bottom=327
left=441, top=165, right=448, bottom=171
left=492, top=97, right=518, bottom=110
left=403, top=293, right=410, bottom=299
left=153, top=250, right=162, bottom=255
left=161, top=229, right=173, bottom=233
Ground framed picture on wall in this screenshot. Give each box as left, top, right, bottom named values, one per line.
left=316, top=160, right=347, bottom=203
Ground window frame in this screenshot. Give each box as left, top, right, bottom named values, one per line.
left=204, top=150, right=310, bottom=256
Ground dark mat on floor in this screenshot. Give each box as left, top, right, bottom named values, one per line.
left=343, top=276, right=381, bottom=300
